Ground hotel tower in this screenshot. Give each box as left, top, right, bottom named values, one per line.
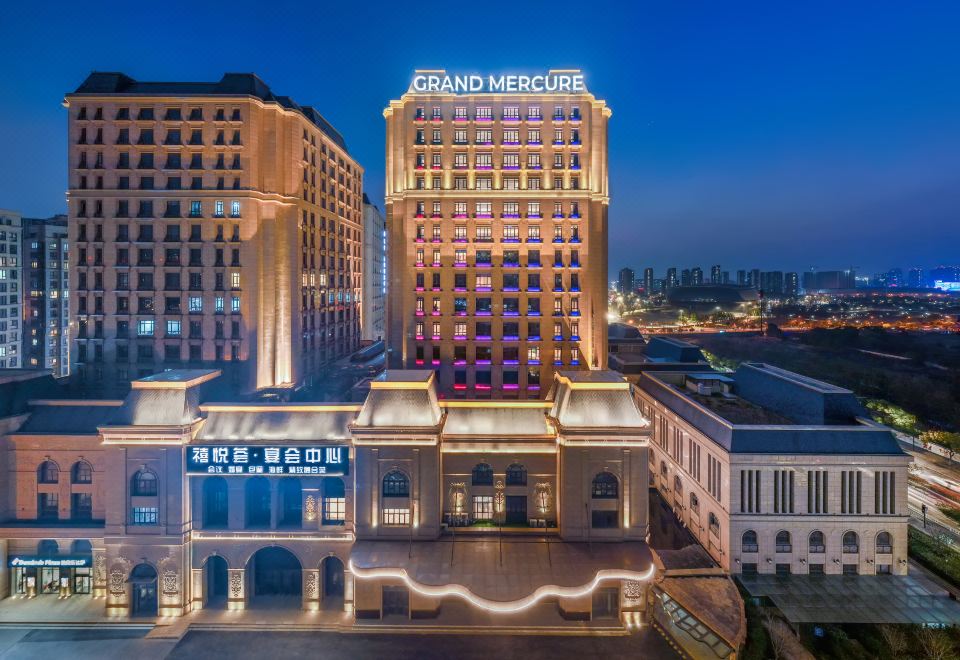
left=65, top=73, right=363, bottom=396
left=384, top=69, right=611, bottom=397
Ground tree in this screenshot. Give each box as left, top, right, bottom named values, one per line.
left=879, top=624, right=909, bottom=658
left=918, top=626, right=955, bottom=660
left=763, top=612, right=790, bottom=660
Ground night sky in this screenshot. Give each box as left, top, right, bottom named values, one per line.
left=1, top=1, right=958, bottom=276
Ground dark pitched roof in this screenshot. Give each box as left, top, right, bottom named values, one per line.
left=17, top=404, right=121, bottom=435
left=70, top=72, right=348, bottom=152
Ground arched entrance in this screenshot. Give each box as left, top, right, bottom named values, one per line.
left=248, top=546, right=301, bottom=608
left=129, top=563, right=158, bottom=617
left=204, top=555, right=228, bottom=608
left=321, top=556, right=344, bottom=609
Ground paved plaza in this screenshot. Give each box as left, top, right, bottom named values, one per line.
left=0, top=627, right=679, bottom=659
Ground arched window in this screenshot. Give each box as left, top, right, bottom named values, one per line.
left=279, top=478, right=302, bottom=527
left=660, top=460, right=668, bottom=477
left=689, top=492, right=700, bottom=513
left=775, top=530, right=792, bottom=553
left=203, top=476, right=228, bottom=527
left=71, top=461, right=92, bottom=484
left=131, top=470, right=158, bottom=496
left=843, top=531, right=860, bottom=553
left=382, top=470, right=410, bottom=497
left=71, top=540, right=92, bottom=555
left=809, top=531, right=826, bottom=553
left=673, top=476, right=683, bottom=497
left=471, top=463, right=493, bottom=486
left=37, top=540, right=59, bottom=555
left=505, top=464, right=527, bottom=486
left=37, top=461, right=59, bottom=484
left=245, top=476, right=271, bottom=527
left=591, top=472, right=618, bottom=499
left=876, top=531, right=893, bottom=554
left=742, top=530, right=759, bottom=553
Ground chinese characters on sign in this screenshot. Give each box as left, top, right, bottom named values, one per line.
left=186, top=445, right=348, bottom=475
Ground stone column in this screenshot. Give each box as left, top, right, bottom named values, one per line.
left=227, top=568, right=246, bottom=610
left=344, top=568, right=355, bottom=615
left=302, top=568, right=320, bottom=611
left=270, top=479, right=279, bottom=529
left=191, top=568, right=205, bottom=610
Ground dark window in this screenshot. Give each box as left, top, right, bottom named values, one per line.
left=775, top=531, right=792, bottom=553
left=471, top=463, right=494, bottom=486
left=38, top=461, right=59, bottom=484
left=809, top=531, right=826, bottom=554
left=591, top=472, right=618, bottom=499
left=71, top=461, right=92, bottom=484
left=382, top=470, right=410, bottom=497
left=843, top=531, right=859, bottom=554
left=591, top=510, right=618, bottom=528
left=38, top=493, right=59, bottom=520
left=505, top=464, right=527, bottom=486
left=742, top=530, right=759, bottom=553
left=131, top=470, right=158, bottom=496
left=876, top=531, right=893, bottom=554
left=71, top=493, right=93, bottom=521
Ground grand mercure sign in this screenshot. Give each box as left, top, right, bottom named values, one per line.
left=186, top=445, right=349, bottom=476
left=409, top=72, right=586, bottom=95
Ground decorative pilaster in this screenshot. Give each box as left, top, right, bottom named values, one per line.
left=191, top=568, right=205, bottom=610
left=227, top=568, right=246, bottom=610
left=302, top=568, right=320, bottom=611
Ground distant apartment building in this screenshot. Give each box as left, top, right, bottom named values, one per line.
left=617, top=267, right=635, bottom=295
left=384, top=69, right=611, bottom=397
left=710, top=265, right=721, bottom=285
left=759, top=271, right=784, bottom=296
left=642, top=267, right=654, bottom=296
left=361, top=194, right=386, bottom=342
left=0, top=210, right=23, bottom=369
left=23, top=216, right=70, bottom=376
left=802, top=269, right=856, bottom=291
left=666, top=267, right=678, bottom=289
left=736, top=270, right=746, bottom=286
left=785, top=271, right=799, bottom=297
left=691, top=267, right=703, bottom=286
left=907, top=267, right=924, bottom=288
left=65, top=72, right=363, bottom=396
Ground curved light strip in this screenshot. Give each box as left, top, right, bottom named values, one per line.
left=348, top=560, right=655, bottom=614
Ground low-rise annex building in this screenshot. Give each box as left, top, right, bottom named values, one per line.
left=0, top=368, right=655, bottom=622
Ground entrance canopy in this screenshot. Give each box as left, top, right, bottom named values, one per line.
left=739, top=574, right=960, bottom=625
left=351, top=539, right=654, bottom=611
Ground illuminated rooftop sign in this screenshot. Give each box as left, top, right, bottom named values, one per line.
left=10, top=555, right=91, bottom=568
left=186, top=445, right=349, bottom=475
left=409, top=72, right=586, bottom=95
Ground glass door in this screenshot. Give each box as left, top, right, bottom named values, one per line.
left=73, top=568, right=92, bottom=594
left=39, top=567, right=60, bottom=594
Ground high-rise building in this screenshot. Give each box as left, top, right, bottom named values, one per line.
left=681, top=269, right=691, bottom=286
left=66, top=72, right=364, bottom=396
left=710, top=264, right=721, bottom=285
left=785, top=271, right=799, bottom=297
left=617, top=267, right=635, bottom=295
left=666, top=267, right=678, bottom=289
left=802, top=269, right=856, bottom=291
left=748, top=268, right=761, bottom=289
left=907, top=268, right=924, bottom=288
left=0, top=209, right=23, bottom=369
left=361, top=194, right=387, bottom=342
left=23, top=215, right=70, bottom=376
left=691, top=267, right=703, bottom=286
left=721, top=270, right=730, bottom=284
left=736, top=270, right=746, bottom=286
left=642, top=267, right=654, bottom=296
left=760, top=271, right=784, bottom=296
left=384, top=69, right=610, bottom=396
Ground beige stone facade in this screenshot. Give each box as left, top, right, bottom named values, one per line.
left=383, top=69, right=610, bottom=397
left=65, top=73, right=363, bottom=396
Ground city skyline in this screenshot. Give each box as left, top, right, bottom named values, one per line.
left=1, top=2, right=958, bottom=275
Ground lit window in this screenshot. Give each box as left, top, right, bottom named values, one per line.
left=132, top=507, right=158, bottom=525
left=166, top=320, right=181, bottom=336
left=231, top=272, right=241, bottom=289
left=231, top=296, right=240, bottom=313
left=189, top=296, right=202, bottom=312
left=382, top=508, right=410, bottom=526
left=214, top=200, right=224, bottom=217
left=137, top=319, right=155, bottom=336
left=472, top=496, right=494, bottom=521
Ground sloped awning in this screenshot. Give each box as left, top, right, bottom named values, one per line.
left=738, top=574, right=960, bottom=625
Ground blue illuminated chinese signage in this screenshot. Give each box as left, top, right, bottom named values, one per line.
left=186, top=445, right=349, bottom=476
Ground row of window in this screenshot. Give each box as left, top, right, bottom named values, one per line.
left=77, top=199, right=241, bottom=219
left=412, top=174, right=582, bottom=191
left=414, top=150, right=582, bottom=170
left=415, top=249, right=581, bottom=269
left=414, top=105, right=582, bottom=121
left=416, top=201, right=581, bottom=217
left=76, top=106, right=243, bottom=122
left=741, top=530, right=893, bottom=555
left=416, top=225, right=581, bottom=242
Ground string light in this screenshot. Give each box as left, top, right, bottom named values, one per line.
left=348, top=561, right=654, bottom=614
